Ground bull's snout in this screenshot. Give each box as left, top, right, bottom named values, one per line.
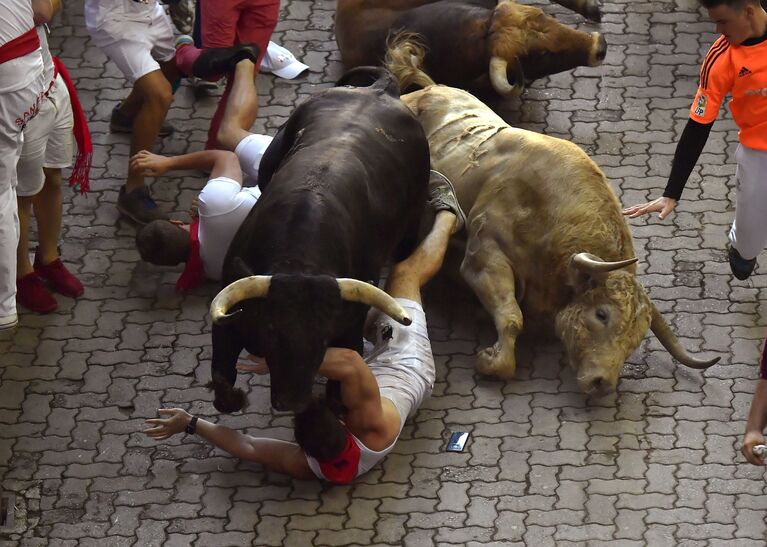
left=589, top=33, right=607, bottom=66
left=577, top=373, right=616, bottom=397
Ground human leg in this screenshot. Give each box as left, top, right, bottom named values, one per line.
left=15, top=101, right=58, bottom=313
left=198, top=0, right=275, bottom=149
left=218, top=60, right=259, bottom=151
left=33, top=169, right=84, bottom=299
left=385, top=212, right=456, bottom=304
left=384, top=171, right=465, bottom=302
left=728, top=145, right=767, bottom=279
left=125, top=70, right=173, bottom=194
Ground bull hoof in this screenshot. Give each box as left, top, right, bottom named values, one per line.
left=475, top=343, right=517, bottom=379
left=206, top=378, right=247, bottom=413
left=584, top=0, right=601, bottom=22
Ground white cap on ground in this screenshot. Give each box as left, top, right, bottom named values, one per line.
left=260, top=42, right=309, bottom=79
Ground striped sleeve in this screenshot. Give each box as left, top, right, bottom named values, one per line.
left=689, top=37, right=733, bottom=124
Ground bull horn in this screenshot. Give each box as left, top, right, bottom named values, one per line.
left=489, top=56, right=525, bottom=98
left=337, top=278, right=412, bottom=326
left=210, top=275, right=272, bottom=325
left=650, top=304, right=720, bottom=369
left=571, top=252, right=638, bottom=274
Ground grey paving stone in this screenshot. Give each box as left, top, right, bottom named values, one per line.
left=2, top=1, right=767, bottom=545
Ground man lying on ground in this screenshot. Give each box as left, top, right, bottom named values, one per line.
left=143, top=173, right=466, bottom=483
left=131, top=56, right=273, bottom=290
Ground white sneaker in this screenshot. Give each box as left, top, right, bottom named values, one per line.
left=0, top=312, right=18, bottom=332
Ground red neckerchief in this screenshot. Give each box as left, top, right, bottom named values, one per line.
left=317, top=432, right=361, bottom=484
left=0, top=28, right=40, bottom=64
left=175, top=218, right=203, bottom=293
left=52, top=56, right=92, bottom=194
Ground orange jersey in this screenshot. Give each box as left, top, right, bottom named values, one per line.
left=690, top=35, right=767, bottom=150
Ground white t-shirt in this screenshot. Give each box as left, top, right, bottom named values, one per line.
left=0, top=1, right=44, bottom=94
left=84, top=0, right=160, bottom=28
left=198, top=177, right=261, bottom=281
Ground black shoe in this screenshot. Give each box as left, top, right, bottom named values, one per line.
left=190, top=44, right=261, bottom=79
left=110, top=105, right=175, bottom=137
left=728, top=245, right=756, bottom=280
left=117, top=185, right=169, bottom=225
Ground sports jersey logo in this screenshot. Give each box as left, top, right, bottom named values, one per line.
left=694, top=94, right=707, bottom=116
left=745, top=88, right=767, bottom=96
left=738, top=66, right=753, bottom=77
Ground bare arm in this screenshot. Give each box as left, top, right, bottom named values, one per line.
left=32, top=0, right=54, bottom=24
left=318, top=349, right=380, bottom=412
left=237, top=350, right=400, bottom=445
left=144, top=408, right=314, bottom=479
left=742, top=379, right=767, bottom=465
left=130, top=150, right=243, bottom=184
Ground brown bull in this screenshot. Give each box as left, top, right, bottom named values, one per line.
left=385, top=39, right=720, bottom=395
left=336, top=0, right=606, bottom=98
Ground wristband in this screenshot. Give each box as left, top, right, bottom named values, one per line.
left=185, top=415, right=198, bottom=435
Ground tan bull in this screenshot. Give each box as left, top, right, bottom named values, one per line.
left=386, top=39, right=719, bottom=395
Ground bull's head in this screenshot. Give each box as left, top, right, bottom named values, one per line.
left=488, top=0, right=607, bottom=97
left=555, top=253, right=719, bottom=396
left=210, top=274, right=411, bottom=412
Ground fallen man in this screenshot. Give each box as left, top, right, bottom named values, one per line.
left=131, top=56, right=273, bottom=289
left=143, top=173, right=465, bottom=483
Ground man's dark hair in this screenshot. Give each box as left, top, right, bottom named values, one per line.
left=698, top=0, right=760, bottom=8
left=294, top=399, right=347, bottom=461
left=136, top=220, right=190, bottom=266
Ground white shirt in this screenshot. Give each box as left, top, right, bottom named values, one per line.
left=84, top=0, right=160, bottom=28
left=198, top=177, right=261, bottom=281
left=0, top=1, right=44, bottom=94
left=37, top=26, right=54, bottom=86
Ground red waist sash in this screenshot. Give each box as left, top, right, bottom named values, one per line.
left=0, top=28, right=40, bottom=65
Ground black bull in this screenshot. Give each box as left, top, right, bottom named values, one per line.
left=207, top=67, right=430, bottom=413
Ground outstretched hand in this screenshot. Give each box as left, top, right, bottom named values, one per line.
left=236, top=354, right=270, bottom=375
left=622, top=196, right=677, bottom=220
left=144, top=408, right=191, bottom=440
left=130, top=150, right=172, bottom=177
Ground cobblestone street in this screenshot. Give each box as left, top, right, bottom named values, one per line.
left=2, top=0, right=767, bottom=545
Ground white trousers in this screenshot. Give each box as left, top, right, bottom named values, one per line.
left=0, top=71, right=47, bottom=321
left=729, top=144, right=767, bottom=260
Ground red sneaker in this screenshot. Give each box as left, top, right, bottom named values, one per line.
left=34, top=256, right=84, bottom=298
left=17, top=273, right=58, bottom=314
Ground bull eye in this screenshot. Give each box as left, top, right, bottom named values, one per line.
left=595, top=308, right=609, bottom=324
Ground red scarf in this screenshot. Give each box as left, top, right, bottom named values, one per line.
left=52, top=56, right=92, bottom=194
left=318, top=432, right=361, bottom=485
left=0, top=28, right=40, bottom=64
left=175, top=217, right=204, bottom=293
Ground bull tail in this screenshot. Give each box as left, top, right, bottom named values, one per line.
left=336, top=66, right=401, bottom=98
left=384, top=32, right=436, bottom=91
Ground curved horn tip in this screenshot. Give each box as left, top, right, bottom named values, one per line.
left=212, top=308, right=244, bottom=326
left=682, top=355, right=721, bottom=370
